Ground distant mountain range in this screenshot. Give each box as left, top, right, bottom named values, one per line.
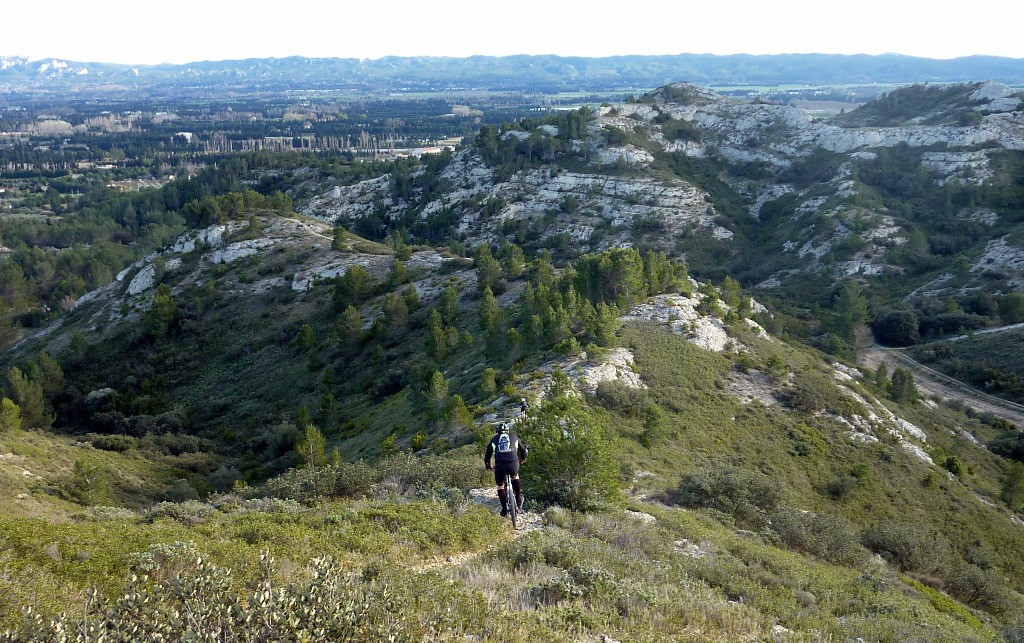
left=2, top=53, right=1024, bottom=94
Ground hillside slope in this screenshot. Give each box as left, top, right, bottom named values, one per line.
left=3, top=83, right=1024, bottom=640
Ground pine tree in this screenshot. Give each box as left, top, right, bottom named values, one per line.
left=890, top=368, right=918, bottom=403
left=474, top=244, right=501, bottom=292
left=499, top=242, right=525, bottom=278
left=403, top=284, right=420, bottom=312
left=834, top=281, right=868, bottom=342
left=382, top=292, right=408, bottom=336
left=35, top=353, right=64, bottom=396
left=295, top=424, right=327, bottom=470
left=518, top=371, right=622, bottom=511
left=389, top=260, right=408, bottom=287
left=297, top=324, right=317, bottom=353
left=6, top=367, right=49, bottom=429
left=426, top=371, right=449, bottom=420
left=444, top=395, right=474, bottom=436
left=0, top=397, right=21, bottom=432
left=332, top=225, right=347, bottom=250
left=144, top=284, right=177, bottom=336
left=480, top=368, right=497, bottom=398
left=337, top=305, right=365, bottom=347
left=875, top=363, right=889, bottom=390
left=439, top=284, right=459, bottom=324
left=478, top=287, right=500, bottom=332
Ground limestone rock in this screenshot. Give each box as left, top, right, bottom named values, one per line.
left=624, top=510, right=657, bottom=525
left=624, top=294, right=738, bottom=353
left=208, top=238, right=277, bottom=265
left=127, top=265, right=156, bottom=295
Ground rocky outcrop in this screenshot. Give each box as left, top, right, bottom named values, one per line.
left=972, top=237, right=1024, bottom=287
left=623, top=293, right=741, bottom=353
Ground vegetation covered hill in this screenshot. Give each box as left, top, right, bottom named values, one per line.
left=2, top=81, right=1024, bottom=640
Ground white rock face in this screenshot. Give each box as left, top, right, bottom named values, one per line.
left=575, top=348, right=646, bottom=394
left=208, top=238, right=277, bottom=265
left=977, top=97, right=1023, bottom=113
left=624, top=510, right=657, bottom=525
left=922, top=150, right=993, bottom=185
left=848, top=432, right=880, bottom=445
left=674, top=539, right=714, bottom=559
left=971, top=82, right=1013, bottom=101
left=513, top=347, right=645, bottom=407
left=127, top=265, right=156, bottom=295
left=901, top=442, right=935, bottom=466
left=896, top=418, right=927, bottom=442
left=171, top=224, right=231, bottom=253
left=972, top=237, right=1024, bottom=287
left=291, top=259, right=370, bottom=292
left=596, top=146, right=654, bottom=166
left=727, top=370, right=777, bottom=406
left=624, top=294, right=735, bottom=352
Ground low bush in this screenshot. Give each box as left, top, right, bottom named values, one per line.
left=252, top=453, right=483, bottom=503
left=663, top=467, right=784, bottom=529
left=594, top=380, right=648, bottom=416
left=87, top=434, right=137, bottom=452
left=783, top=372, right=862, bottom=416
left=770, top=508, right=868, bottom=566
left=860, top=522, right=950, bottom=574
left=3, top=553, right=431, bottom=641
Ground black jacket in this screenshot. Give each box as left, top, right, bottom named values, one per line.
left=485, top=431, right=528, bottom=468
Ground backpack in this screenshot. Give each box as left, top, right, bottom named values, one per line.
left=496, top=433, right=512, bottom=453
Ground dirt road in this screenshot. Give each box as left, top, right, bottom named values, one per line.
left=860, top=346, right=1024, bottom=428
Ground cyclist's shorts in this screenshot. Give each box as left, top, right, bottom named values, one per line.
left=494, top=461, right=520, bottom=485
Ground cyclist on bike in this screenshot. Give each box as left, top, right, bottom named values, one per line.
left=484, top=422, right=528, bottom=516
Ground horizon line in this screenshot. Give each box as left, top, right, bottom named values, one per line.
left=3, top=51, right=1024, bottom=68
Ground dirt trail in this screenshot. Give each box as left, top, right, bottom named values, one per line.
left=415, top=487, right=543, bottom=572
left=860, top=346, right=1024, bottom=428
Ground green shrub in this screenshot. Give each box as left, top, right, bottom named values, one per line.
left=787, top=423, right=825, bottom=456
left=990, top=430, right=1024, bottom=462
left=860, top=522, right=950, bottom=574
left=518, top=372, right=623, bottom=511
left=335, top=460, right=378, bottom=498
left=531, top=564, right=614, bottom=605
left=783, top=372, right=860, bottom=415
left=664, top=467, right=784, bottom=529
left=87, top=434, right=137, bottom=452
left=144, top=500, right=216, bottom=524
left=945, top=562, right=1014, bottom=614
left=824, top=475, right=861, bottom=501
left=595, top=380, right=648, bottom=416
left=942, top=455, right=965, bottom=476
left=163, top=479, right=201, bottom=503
left=638, top=404, right=668, bottom=448
left=4, top=553, right=408, bottom=641
left=256, top=464, right=341, bottom=502
left=770, top=508, right=868, bottom=566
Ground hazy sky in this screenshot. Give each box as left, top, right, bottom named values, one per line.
left=3, top=0, right=1021, bottom=64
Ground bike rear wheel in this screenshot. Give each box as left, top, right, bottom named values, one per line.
left=505, top=473, right=518, bottom=529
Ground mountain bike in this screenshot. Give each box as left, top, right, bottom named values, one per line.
left=504, top=473, right=518, bottom=529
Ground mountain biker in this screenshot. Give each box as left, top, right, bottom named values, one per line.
left=484, top=422, right=528, bottom=517
left=518, top=397, right=529, bottom=417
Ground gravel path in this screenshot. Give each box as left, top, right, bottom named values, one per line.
left=860, top=346, right=1024, bottom=428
